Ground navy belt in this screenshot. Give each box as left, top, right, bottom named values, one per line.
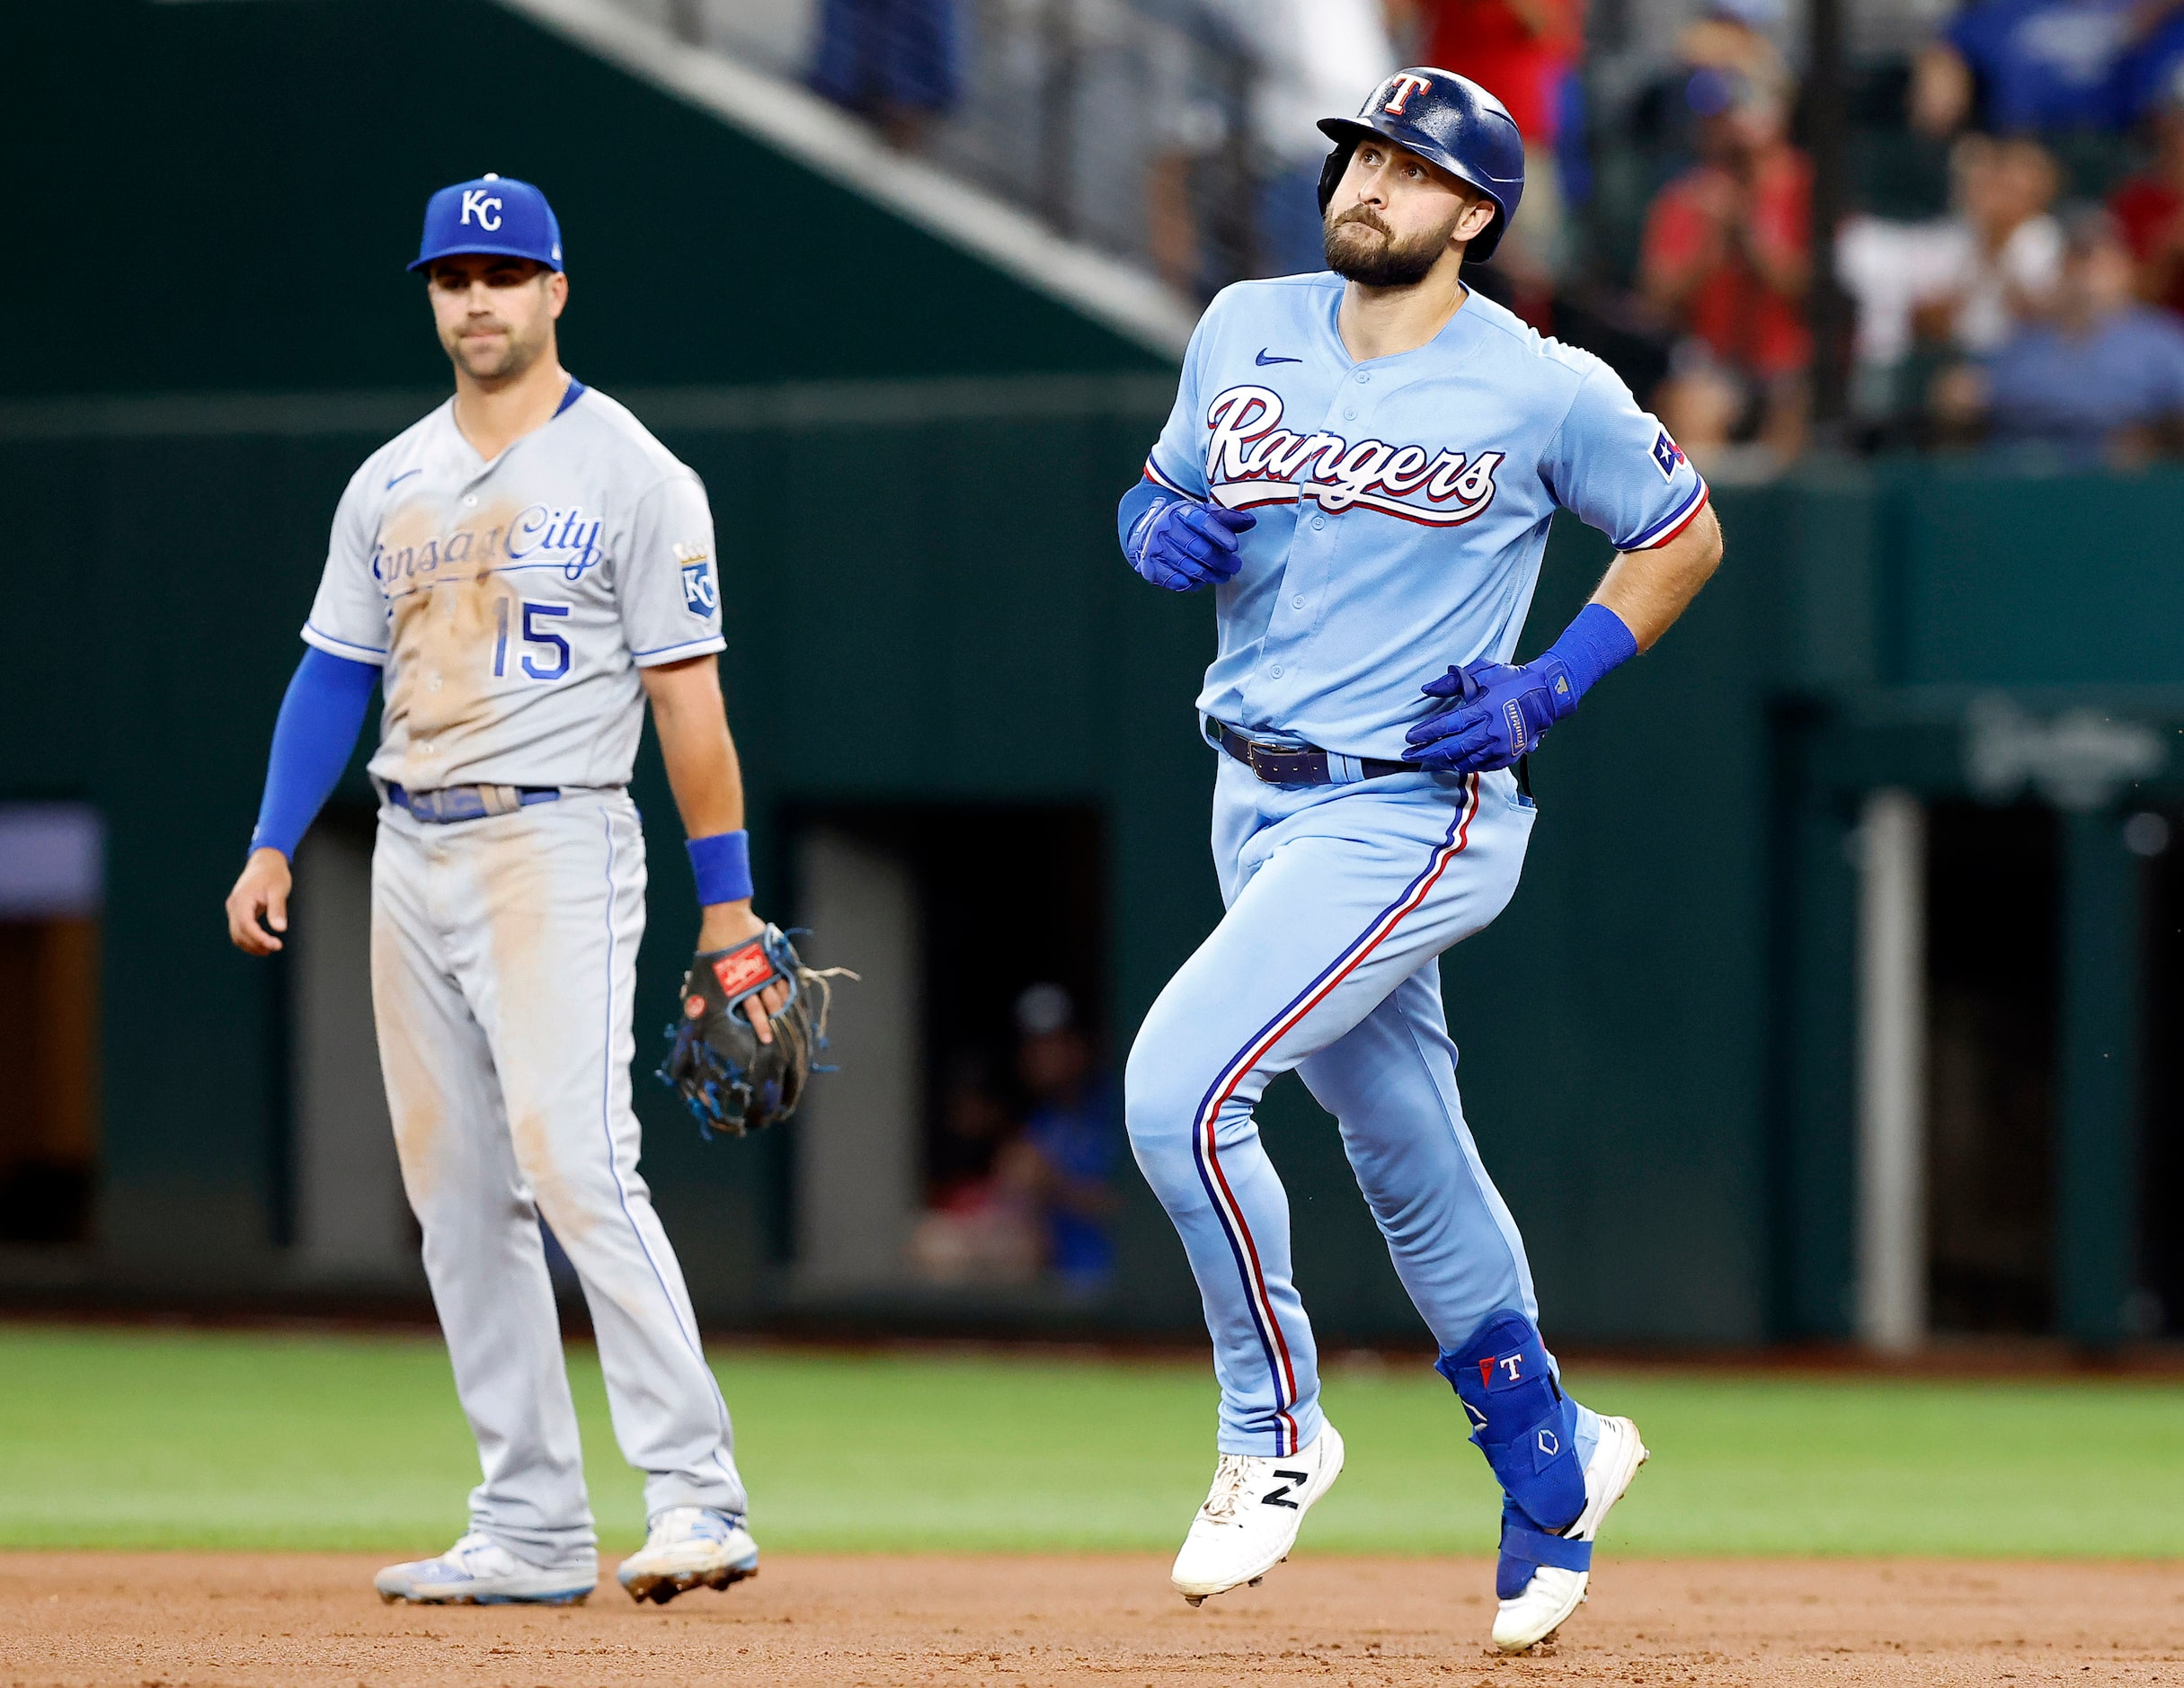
left=1210, top=722, right=1420, bottom=786
left=387, top=783, right=561, bottom=824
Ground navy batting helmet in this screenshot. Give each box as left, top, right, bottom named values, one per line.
left=1317, top=68, right=1526, bottom=264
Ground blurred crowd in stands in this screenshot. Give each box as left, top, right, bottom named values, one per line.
left=1838, top=0, right=2184, bottom=471
left=787, top=0, right=2184, bottom=476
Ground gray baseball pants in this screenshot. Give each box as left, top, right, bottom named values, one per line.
left=370, top=786, right=746, bottom=1571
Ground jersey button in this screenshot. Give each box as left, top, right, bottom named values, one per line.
left=462, top=494, right=478, bottom=508
left=1344, top=407, right=1357, bottom=421
left=1270, top=665, right=1283, bottom=678
left=1354, top=372, right=1371, bottom=384
left=1292, top=595, right=1305, bottom=609
left=1311, top=516, right=1326, bottom=530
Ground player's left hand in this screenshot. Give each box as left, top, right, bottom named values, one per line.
left=661, top=925, right=853, bottom=1139
left=697, top=902, right=791, bottom=1043
left=1405, top=655, right=1580, bottom=773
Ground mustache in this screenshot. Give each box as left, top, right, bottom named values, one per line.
left=1330, top=206, right=1393, bottom=238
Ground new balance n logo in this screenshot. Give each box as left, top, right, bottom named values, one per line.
left=1260, top=1470, right=1310, bottom=1509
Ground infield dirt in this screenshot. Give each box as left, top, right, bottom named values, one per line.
left=3, top=1551, right=2176, bottom=1686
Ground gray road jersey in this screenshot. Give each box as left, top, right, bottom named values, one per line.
left=303, top=383, right=724, bottom=792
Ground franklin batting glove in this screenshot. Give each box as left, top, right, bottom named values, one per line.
left=1406, top=656, right=1577, bottom=773
left=1127, top=499, right=1256, bottom=592
left=1407, top=604, right=1639, bottom=774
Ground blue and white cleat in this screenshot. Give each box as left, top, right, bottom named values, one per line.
left=374, top=1533, right=596, bottom=1605
left=1492, top=1413, right=1649, bottom=1653
left=616, top=1506, right=760, bottom=1605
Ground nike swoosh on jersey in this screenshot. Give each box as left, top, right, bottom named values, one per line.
left=1255, top=349, right=1303, bottom=366
left=386, top=468, right=422, bottom=489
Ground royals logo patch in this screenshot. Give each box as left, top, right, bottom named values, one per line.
left=675, top=544, right=716, bottom=615
left=1194, top=385, right=1503, bottom=527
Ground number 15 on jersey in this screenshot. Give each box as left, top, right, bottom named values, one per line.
left=493, top=597, right=572, bottom=681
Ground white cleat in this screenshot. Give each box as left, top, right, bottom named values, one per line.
left=374, top=1533, right=596, bottom=1605
left=1171, top=1422, right=1345, bottom=1605
left=616, top=1506, right=760, bottom=1605
left=1491, top=1413, right=1649, bottom=1653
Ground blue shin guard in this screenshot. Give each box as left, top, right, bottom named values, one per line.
left=1437, top=1314, right=1589, bottom=1598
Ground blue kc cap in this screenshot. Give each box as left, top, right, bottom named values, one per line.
left=409, top=173, right=564, bottom=272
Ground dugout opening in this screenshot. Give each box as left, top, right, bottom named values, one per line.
left=784, top=803, right=1112, bottom=1299
left=1922, top=800, right=2059, bottom=1334
left=0, top=804, right=103, bottom=1248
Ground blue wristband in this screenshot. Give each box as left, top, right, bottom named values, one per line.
left=686, top=830, right=753, bottom=906
left=1542, top=602, right=1638, bottom=707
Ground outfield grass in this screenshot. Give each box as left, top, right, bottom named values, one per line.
left=0, top=1324, right=2178, bottom=1558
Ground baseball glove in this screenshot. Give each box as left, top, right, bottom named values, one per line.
left=657, top=926, right=851, bottom=1138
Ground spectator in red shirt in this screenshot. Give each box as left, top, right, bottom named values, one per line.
left=1400, top=0, right=1576, bottom=138
left=2110, top=68, right=2184, bottom=315
left=1390, top=0, right=1580, bottom=311
left=1640, top=67, right=1813, bottom=469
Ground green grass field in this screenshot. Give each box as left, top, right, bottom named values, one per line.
left=2, top=1324, right=2178, bottom=1559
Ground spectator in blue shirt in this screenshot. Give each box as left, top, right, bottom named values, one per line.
left=810, top=0, right=962, bottom=151
left=1913, top=0, right=2139, bottom=136
left=2114, top=0, right=2184, bottom=120
left=1935, top=208, right=2184, bottom=463
left=1001, top=984, right=1118, bottom=1295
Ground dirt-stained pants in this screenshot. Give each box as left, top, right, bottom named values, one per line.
left=371, top=787, right=744, bottom=1571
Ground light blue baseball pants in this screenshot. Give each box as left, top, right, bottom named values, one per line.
left=1126, top=753, right=1579, bottom=1457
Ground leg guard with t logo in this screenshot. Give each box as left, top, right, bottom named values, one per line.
left=1437, top=1313, right=1589, bottom=1596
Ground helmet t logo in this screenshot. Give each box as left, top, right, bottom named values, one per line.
left=459, top=190, right=503, bottom=231
left=1381, top=73, right=1435, bottom=116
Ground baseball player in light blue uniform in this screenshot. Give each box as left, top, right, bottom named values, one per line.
left=226, top=176, right=786, bottom=1608
left=1117, top=71, right=1723, bottom=1652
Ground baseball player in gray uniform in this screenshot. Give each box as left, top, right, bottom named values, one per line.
left=224, top=175, right=781, bottom=1606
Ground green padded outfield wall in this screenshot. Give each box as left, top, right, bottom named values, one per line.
left=13, top=396, right=2184, bottom=1341
left=0, top=393, right=1788, bottom=1346
left=12, top=0, right=2184, bottom=1346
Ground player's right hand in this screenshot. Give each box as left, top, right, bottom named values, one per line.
left=1128, top=499, right=1256, bottom=591
left=226, top=847, right=294, bottom=956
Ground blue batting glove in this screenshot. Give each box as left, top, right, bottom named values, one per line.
left=1125, top=498, right=1256, bottom=592
left=1405, top=654, right=1580, bottom=773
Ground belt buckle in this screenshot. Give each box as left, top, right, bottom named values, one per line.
left=406, top=786, right=488, bottom=824
left=1244, top=738, right=1312, bottom=784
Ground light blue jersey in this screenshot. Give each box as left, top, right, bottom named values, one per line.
left=1143, top=274, right=1709, bottom=762
left=1124, top=272, right=1712, bottom=1469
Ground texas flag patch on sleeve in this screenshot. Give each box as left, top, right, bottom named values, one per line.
left=1651, top=428, right=1688, bottom=481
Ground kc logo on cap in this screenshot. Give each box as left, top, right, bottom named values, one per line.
left=409, top=173, right=564, bottom=273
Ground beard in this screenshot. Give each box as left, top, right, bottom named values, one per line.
left=1324, top=203, right=1466, bottom=288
